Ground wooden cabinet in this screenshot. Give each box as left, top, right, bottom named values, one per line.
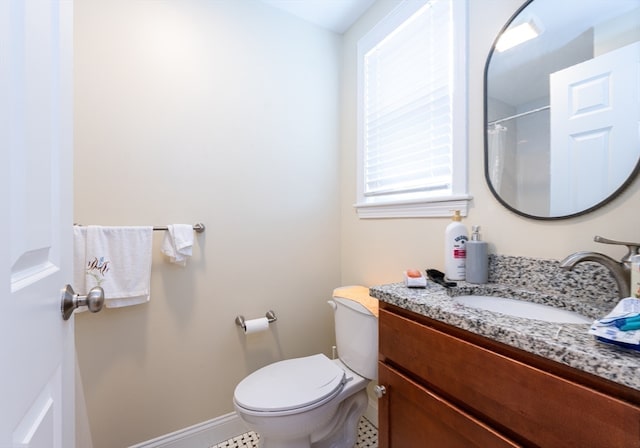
left=378, top=303, right=640, bottom=448
left=378, top=363, right=519, bottom=447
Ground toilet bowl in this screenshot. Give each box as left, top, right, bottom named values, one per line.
left=233, top=287, right=378, bottom=448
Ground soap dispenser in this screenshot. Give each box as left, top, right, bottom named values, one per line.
left=466, top=225, right=488, bottom=284
left=444, top=210, right=468, bottom=281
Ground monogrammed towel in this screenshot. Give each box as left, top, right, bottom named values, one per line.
left=84, top=226, right=153, bottom=308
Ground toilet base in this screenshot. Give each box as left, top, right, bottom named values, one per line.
left=258, top=436, right=310, bottom=448
left=311, top=389, right=368, bottom=448
left=255, top=389, right=368, bottom=448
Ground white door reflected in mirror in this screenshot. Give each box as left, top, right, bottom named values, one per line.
left=485, top=0, right=640, bottom=219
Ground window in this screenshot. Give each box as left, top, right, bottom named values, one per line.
left=355, top=0, right=469, bottom=218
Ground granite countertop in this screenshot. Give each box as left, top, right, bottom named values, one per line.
left=370, top=281, right=640, bottom=392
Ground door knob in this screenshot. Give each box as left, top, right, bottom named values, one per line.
left=61, top=284, right=105, bottom=320
left=374, top=385, right=387, bottom=398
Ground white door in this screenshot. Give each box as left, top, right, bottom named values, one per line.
left=549, top=41, right=640, bottom=216
left=0, top=1, right=75, bottom=447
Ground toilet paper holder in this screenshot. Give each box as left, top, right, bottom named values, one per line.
left=235, top=310, right=277, bottom=331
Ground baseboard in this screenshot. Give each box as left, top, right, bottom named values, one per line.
left=128, top=412, right=247, bottom=448
left=129, top=398, right=379, bottom=448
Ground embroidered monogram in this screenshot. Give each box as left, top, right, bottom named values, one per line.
left=87, top=256, right=110, bottom=286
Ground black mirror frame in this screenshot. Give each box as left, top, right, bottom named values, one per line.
left=483, top=0, right=640, bottom=220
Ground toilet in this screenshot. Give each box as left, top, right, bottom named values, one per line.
left=233, top=286, right=378, bottom=448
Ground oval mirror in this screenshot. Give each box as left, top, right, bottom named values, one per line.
left=485, top=0, right=640, bottom=219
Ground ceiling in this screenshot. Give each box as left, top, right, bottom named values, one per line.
left=258, top=0, right=376, bottom=34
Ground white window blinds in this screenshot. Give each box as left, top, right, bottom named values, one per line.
left=356, top=0, right=469, bottom=218
left=363, top=0, right=452, bottom=200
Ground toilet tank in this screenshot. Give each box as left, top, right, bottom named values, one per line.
left=331, top=295, right=378, bottom=380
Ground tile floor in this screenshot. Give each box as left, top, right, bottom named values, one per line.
left=210, top=417, right=378, bottom=448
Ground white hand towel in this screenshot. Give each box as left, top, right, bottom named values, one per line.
left=161, top=224, right=194, bottom=266
left=85, top=226, right=153, bottom=308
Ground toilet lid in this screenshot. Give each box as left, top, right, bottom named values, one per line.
left=234, top=354, right=346, bottom=412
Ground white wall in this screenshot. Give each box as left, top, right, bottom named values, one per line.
left=340, top=0, right=640, bottom=286
left=73, top=1, right=341, bottom=447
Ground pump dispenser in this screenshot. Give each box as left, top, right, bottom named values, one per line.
left=444, top=211, right=468, bottom=281
left=466, top=225, right=488, bottom=284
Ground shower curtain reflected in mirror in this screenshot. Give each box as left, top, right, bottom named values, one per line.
left=488, top=123, right=507, bottom=195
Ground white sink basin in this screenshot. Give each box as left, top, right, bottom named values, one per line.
left=453, top=295, right=591, bottom=324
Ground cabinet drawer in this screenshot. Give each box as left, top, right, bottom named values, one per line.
left=378, top=362, right=520, bottom=448
left=380, top=308, right=640, bottom=447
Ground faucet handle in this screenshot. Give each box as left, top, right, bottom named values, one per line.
left=594, top=236, right=640, bottom=262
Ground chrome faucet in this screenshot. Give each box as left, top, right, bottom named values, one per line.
left=560, top=236, right=640, bottom=298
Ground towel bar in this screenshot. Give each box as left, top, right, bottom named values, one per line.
left=153, top=223, right=206, bottom=233
left=75, top=223, right=206, bottom=233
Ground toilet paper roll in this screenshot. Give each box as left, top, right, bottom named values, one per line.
left=243, top=317, right=270, bottom=335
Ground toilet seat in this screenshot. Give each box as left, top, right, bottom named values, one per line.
left=234, top=354, right=346, bottom=413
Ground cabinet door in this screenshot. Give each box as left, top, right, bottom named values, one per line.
left=378, top=363, right=520, bottom=448
left=380, top=308, right=640, bottom=447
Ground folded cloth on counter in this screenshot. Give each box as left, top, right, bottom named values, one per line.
left=82, top=226, right=153, bottom=308
left=588, top=297, right=640, bottom=347
left=161, top=224, right=194, bottom=266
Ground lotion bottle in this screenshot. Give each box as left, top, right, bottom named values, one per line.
left=466, top=225, right=488, bottom=284
left=444, top=210, right=468, bottom=281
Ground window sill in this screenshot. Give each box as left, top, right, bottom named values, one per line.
left=354, top=195, right=472, bottom=219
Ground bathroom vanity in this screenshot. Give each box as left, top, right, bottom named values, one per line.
left=371, top=256, right=640, bottom=447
